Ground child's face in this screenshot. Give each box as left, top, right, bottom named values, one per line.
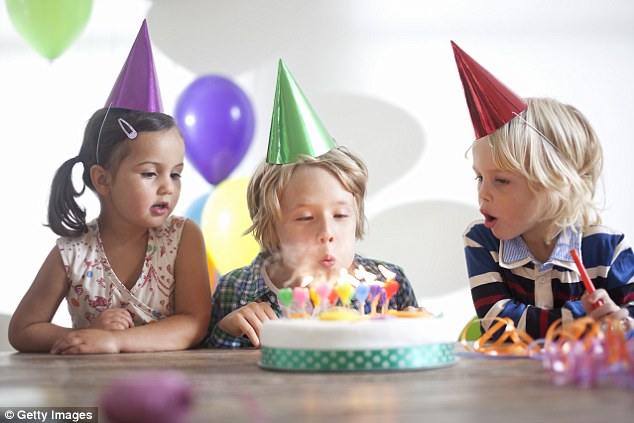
left=274, top=165, right=357, bottom=283
left=472, top=139, right=548, bottom=244
left=106, top=127, right=184, bottom=229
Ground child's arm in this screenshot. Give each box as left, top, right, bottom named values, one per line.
left=50, top=219, right=212, bottom=354
left=203, top=268, right=279, bottom=349
left=581, top=233, right=634, bottom=322
left=8, top=246, right=73, bottom=352
left=580, top=239, right=634, bottom=323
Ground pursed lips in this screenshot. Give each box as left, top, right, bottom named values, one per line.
left=320, top=254, right=336, bottom=268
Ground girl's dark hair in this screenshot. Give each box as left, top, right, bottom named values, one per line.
left=47, top=108, right=178, bottom=238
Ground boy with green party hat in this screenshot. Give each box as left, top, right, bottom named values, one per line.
left=203, top=60, right=420, bottom=348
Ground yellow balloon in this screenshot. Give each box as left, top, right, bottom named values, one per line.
left=201, top=177, right=260, bottom=275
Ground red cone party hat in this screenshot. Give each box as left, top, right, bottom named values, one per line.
left=105, top=19, right=163, bottom=113
left=451, top=41, right=526, bottom=140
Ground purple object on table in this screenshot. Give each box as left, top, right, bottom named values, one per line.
left=100, top=371, right=193, bottom=423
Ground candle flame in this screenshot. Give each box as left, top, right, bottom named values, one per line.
left=339, top=268, right=360, bottom=288
left=378, top=264, right=396, bottom=281
left=301, top=275, right=314, bottom=288
left=354, top=265, right=378, bottom=284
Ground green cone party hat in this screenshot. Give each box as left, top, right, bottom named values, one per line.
left=267, top=59, right=336, bottom=164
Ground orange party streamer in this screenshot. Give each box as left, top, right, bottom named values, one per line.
left=459, top=317, right=540, bottom=357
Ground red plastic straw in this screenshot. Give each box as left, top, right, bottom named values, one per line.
left=570, top=249, right=603, bottom=307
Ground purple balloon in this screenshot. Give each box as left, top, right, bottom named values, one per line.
left=175, top=75, right=255, bottom=185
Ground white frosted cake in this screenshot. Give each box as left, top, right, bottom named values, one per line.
left=259, top=314, right=456, bottom=372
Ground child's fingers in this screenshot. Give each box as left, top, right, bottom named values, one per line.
left=582, top=289, right=608, bottom=313
left=50, top=333, right=82, bottom=354
left=239, top=315, right=261, bottom=348
left=586, top=289, right=607, bottom=304
left=240, top=303, right=278, bottom=347
left=100, top=319, right=127, bottom=331
left=58, top=345, right=86, bottom=355
left=243, top=311, right=270, bottom=343
left=91, top=308, right=135, bottom=330
left=116, top=309, right=135, bottom=328
left=219, top=302, right=279, bottom=347
left=100, top=313, right=129, bottom=330
left=103, top=322, right=127, bottom=331
left=112, top=311, right=134, bottom=329
left=257, top=302, right=279, bottom=320
left=584, top=289, right=621, bottom=319
left=609, top=308, right=630, bottom=322
left=588, top=303, right=610, bottom=320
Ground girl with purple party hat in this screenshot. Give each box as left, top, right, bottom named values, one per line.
left=204, top=60, right=422, bottom=349
left=9, top=20, right=211, bottom=354
left=453, top=41, right=634, bottom=339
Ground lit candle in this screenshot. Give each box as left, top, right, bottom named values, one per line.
left=353, top=284, right=370, bottom=315
left=335, top=282, right=355, bottom=309
left=315, top=282, right=332, bottom=313
left=278, top=287, right=293, bottom=318
left=379, top=288, right=387, bottom=315
left=309, top=286, right=320, bottom=317
left=293, top=287, right=310, bottom=318
left=378, top=264, right=396, bottom=282
left=369, top=284, right=382, bottom=315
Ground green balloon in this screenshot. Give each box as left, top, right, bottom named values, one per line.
left=6, top=0, right=93, bottom=61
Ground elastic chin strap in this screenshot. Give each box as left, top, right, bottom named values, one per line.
left=95, top=104, right=112, bottom=166
left=512, top=111, right=563, bottom=156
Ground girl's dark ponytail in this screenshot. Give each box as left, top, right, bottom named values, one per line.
left=47, top=156, right=87, bottom=238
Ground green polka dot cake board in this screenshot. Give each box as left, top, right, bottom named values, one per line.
left=259, top=343, right=456, bottom=372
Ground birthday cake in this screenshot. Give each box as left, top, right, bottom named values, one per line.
left=259, top=312, right=456, bottom=372
left=259, top=264, right=456, bottom=372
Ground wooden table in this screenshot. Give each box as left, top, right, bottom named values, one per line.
left=0, top=346, right=632, bottom=423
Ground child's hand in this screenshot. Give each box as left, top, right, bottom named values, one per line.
left=50, top=329, right=121, bottom=355
left=90, top=308, right=135, bottom=331
left=581, top=289, right=628, bottom=321
left=218, top=302, right=278, bottom=348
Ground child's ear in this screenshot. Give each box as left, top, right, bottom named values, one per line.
left=90, top=164, right=112, bottom=196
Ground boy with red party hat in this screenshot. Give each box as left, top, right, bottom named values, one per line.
left=453, top=41, right=634, bottom=339
left=9, top=20, right=211, bottom=354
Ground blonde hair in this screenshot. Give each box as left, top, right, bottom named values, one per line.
left=484, top=97, right=603, bottom=243
left=246, top=146, right=368, bottom=255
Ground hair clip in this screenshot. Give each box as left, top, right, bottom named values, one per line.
left=118, top=118, right=138, bottom=139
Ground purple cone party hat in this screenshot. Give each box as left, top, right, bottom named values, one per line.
left=267, top=59, right=336, bottom=164
left=451, top=41, right=526, bottom=140
left=105, top=19, right=163, bottom=112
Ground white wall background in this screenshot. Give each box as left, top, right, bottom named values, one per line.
left=1, top=0, right=633, bottom=341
